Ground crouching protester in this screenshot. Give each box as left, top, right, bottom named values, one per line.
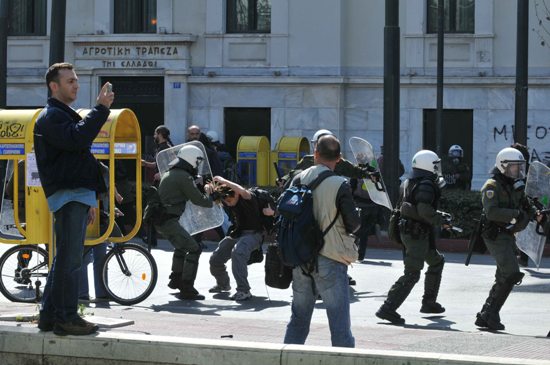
left=208, top=176, right=275, bottom=301
left=283, top=135, right=360, bottom=348
left=149, top=145, right=214, bottom=300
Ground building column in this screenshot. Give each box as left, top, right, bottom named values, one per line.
left=164, top=72, right=189, bottom=144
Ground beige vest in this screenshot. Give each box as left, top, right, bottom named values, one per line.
left=298, top=165, right=358, bottom=265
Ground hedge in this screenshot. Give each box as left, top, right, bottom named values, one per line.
left=439, top=189, right=482, bottom=239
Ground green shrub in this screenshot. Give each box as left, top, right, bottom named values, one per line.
left=439, top=189, right=482, bottom=238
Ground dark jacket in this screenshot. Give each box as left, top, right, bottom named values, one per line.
left=34, top=98, right=110, bottom=197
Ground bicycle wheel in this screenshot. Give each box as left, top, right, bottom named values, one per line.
left=0, top=245, right=49, bottom=303
left=102, top=243, right=157, bottom=305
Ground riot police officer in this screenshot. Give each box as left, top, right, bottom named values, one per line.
left=155, top=145, right=214, bottom=300
left=475, top=147, right=536, bottom=331
left=283, top=129, right=369, bottom=181
left=376, top=150, right=448, bottom=324
left=442, top=144, right=471, bottom=190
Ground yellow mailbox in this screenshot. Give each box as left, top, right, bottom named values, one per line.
left=236, top=136, right=270, bottom=186
left=0, top=109, right=49, bottom=244
left=77, top=108, right=142, bottom=245
left=0, top=108, right=141, bottom=247
left=271, top=136, right=310, bottom=185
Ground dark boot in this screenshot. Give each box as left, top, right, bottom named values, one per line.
left=376, top=271, right=420, bottom=325
left=167, top=272, right=183, bottom=290
left=476, top=272, right=524, bottom=331
left=179, top=280, right=205, bottom=300
left=420, top=260, right=445, bottom=314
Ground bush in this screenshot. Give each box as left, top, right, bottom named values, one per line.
left=439, top=189, right=482, bottom=239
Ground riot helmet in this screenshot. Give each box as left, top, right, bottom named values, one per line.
left=448, top=145, right=463, bottom=165
left=495, top=147, right=525, bottom=180
left=411, top=150, right=445, bottom=187
left=206, top=130, right=219, bottom=143
left=168, top=145, right=204, bottom=169
left=311, top=129, right=334, bottom=143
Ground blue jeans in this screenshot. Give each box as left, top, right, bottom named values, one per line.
left=41, top=202, right=89, bottom=323
left=79, top=243, right=108, bottom=298
left=209, top=231, right=262, bottom=292
left=284, top=255, right=355, bottom=348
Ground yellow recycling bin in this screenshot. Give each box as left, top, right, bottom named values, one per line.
left=0, top=108, right=141, bottom=247
left=236, top=136, right=270, bottom=186
left=271, top=136, right=310, bottom=185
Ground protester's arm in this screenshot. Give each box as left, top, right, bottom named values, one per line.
left=212, top=176, right=251, bottom=200
left=180, top=174, right=213, bottom=208
left=41, top=84, right=114, bottom=150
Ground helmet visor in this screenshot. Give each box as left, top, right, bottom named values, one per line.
left=449, top=149, right=462, bottom=158
left=433, top=159, right=443, bottom=178
left=503, top=161, right=525, bottom=179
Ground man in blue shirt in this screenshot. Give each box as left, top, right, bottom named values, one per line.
left=34, top=63, right=114, bottom=336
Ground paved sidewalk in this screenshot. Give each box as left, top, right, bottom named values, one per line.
left=0, top=242, right=549, bottom=362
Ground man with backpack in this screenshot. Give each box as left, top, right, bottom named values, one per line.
left=283, top=135, right=360, bottom=348
left=208, top=175, right=275, bottom=301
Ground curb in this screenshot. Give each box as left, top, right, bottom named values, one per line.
left=1, top=326, right=549, bottom=365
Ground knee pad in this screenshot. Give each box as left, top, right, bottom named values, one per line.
left=404, top=271, right=421, bottom=285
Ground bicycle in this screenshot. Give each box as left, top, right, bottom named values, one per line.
left=0, top=241, right=158, bottom=305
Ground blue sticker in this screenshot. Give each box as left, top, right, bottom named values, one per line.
left=0, top=144, right=25, bottom=155
left=91, top=142, right=110, bottom=155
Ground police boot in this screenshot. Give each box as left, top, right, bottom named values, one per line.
left=167, top=272, right=183, bottom=290
left=179, top=280, right=205, bottom=300
left=420, top=260, right=445, bottom=314
left=376, top=271, right=420, bottom=325
left=476, top=272, right=524, bottom=331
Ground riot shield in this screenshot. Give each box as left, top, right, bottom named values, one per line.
left=515, top=161, right=550, bottom=268
left=155, top=141, right=224, bottom=236
left=349, top=137, right=393, bottom=210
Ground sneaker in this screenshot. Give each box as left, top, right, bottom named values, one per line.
left=53, top=317, right=99, bottom=336
left=230, top=291, right=252, bottom=301
left=376, top=304, right=405, bottom=325
left=209, top=284, right=231, bottom=293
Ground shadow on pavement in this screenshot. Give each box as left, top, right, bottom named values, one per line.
left=148, top=295, right=289, bottom=316
left=513, top=282, right=550, bottom=293
left=360, top=260, right=392, bottom=267
left=524, top=268, right=550, bottom=279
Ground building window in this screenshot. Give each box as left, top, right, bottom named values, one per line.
left=114, top=0, right=157, bottom=34
left=227, top=0, right=271, bottom=33
left=8, top=0, right=46, bottom=36
left=427, top=0, right=474, bottom=34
